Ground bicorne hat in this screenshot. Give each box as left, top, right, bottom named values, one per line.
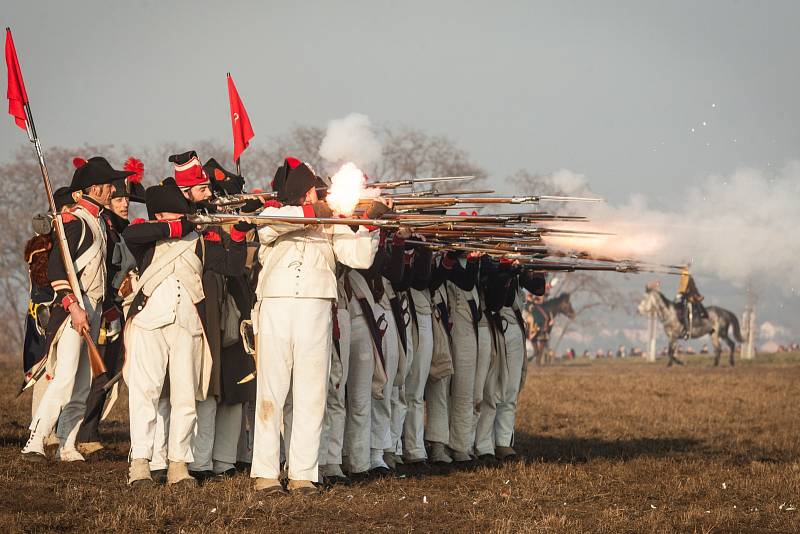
left=110, top=157, right=146, bottom=202
left=272, top=157, right=317, bottom=205
left=203, top=158, right=245, bottom=196
left=145, top=177, right=192, bottom=219
left=69, top=156, right=134, bottom=192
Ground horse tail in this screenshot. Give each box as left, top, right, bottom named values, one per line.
left=728, top=312, right=744, bottom=343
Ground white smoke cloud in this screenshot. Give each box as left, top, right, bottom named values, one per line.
left=759, top=321, right=792, bottom=341
left=534, top=163, right=800, bottom=293
left=318, top=113, right=382, bottom=173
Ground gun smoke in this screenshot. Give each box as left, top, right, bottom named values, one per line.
left=318, top=113, right=383, bottom=174
left=536, top=163, right=800, bottom=293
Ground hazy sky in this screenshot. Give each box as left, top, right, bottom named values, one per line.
left=4, top=1, right=799, bottom=348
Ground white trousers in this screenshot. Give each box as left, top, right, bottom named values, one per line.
left=319, top=307, right=351, bottom=467
left=189, top=397, right=217, bottom=471
left=389, top=318, right=413, bottom=455
left=495, top=321, right=525, bottom=447
left=28, top=299, right=101, bottom=451
left=471, top=323, right=493, bottom=451
left=213, top=402, right=243, bottom=473
left=251, top=297, right=331, bottom=482
left=402, top=313, right=432, bottom=460
left=127, top=318, right=203, bottom=463
left=343, top=314, right=374, bottom=473
left=448, top=315, right=478, bottom=454
left=475, top=325, right=502, bottom=456
left=371, top=301, right=399, bottom=454
left=424, top=375, right=450, bottom=444
left=150, top=397, right=170, bottom=470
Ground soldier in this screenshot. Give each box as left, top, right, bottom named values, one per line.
left=318, top=265, right=352, bottom=484
left=124, top=177, right=250, bottom=487
left=23, top=187, right=74, bottom=437
left=76, top=157, right=144, bottom=455
left=424, top=253, right=455, bottom=464
left=675, top=267, right=705, bottom=337
left=400, top=242, right=434, bottom=464
left=22, top=157, right=133, bottom=462
left=444, top=251, right=482, bottom=462
left=250, top=157, right=380, bottom=494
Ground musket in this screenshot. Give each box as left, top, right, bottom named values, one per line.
left=361, top=194, right=604, bottom=208
left=11, top=30, right=105, bottom=395
left=368, top=175, right=475, bottom=189
left=383, top=188, right=495, bottom=198
left=411, top=223, right=613, bottom=237
left=187, top=212, right=429, bottom=229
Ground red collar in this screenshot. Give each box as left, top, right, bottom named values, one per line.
left=75, top=197, right=102, bottom=217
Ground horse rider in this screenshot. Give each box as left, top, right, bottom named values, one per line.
left=675, top=267, right=706, bottom=338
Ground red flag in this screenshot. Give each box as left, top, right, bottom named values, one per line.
left=5, top=28, right=29, bottom=131
left=227, top=73, right=254, bottom=163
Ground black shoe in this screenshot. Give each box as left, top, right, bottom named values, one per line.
left=478, top=453, right=500, bottom=466
left=326, top=474, right=352, bottom=486
left=189, top=470, right=215, bottom=482
left=214, top=468, right=238, bottom=479
left=151, top=469, right=167, bottom=484
left=369, top=466, right=393, bottom=478
left=235, top=461, right=252, bottom=473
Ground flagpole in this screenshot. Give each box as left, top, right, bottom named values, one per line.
left=236, top=157, right=241, bottom=176
left=7, top=28, right=105, bottom=389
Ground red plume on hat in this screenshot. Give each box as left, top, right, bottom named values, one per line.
left=72, top=157, right=87, bottom=169
left=124, top=157, right=144, bottom=184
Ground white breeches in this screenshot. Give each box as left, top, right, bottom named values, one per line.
left=251, top=297, right=332, bottom=482
left=403, top=313, right=432, bottom=460
left=495, top=323, right=525, bottom=447
left=389, top=319, right=413, bottom=455
left=189, top=397, right=217, bottom=471
left=127, top=316, right=203, bottom=463
left=448, top=315, right=478, bottom=454
left=370, top=301, right=399, bottom=453
left=213, top=402, right=243, bottom=473
left=343, top=314, right=374, bottom=474
left=29, top=298, right=101, bottom=450
left=319, top=307, right=351, bottom=467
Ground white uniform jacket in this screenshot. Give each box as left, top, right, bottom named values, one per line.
left=255, top=205, right=379, bottom=300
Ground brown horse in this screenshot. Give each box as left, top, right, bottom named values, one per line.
left=638, top=286, right=743, bottom=367
left=527, top=293, right=576, bottom=365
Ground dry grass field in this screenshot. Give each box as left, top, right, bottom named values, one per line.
left=0, top=353, right=798, bottom=533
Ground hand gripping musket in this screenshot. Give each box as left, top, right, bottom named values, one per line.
left=13, top=36, right=105, bottom=393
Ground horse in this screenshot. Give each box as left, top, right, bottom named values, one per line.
left=526, top=292, right=576, bottom=365
left=637, top=286, right=743, bottom=367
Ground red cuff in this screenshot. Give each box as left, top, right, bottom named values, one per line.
left=302, top=204, right=316, bottom=218
left=167, top=220, right=182, bottom=238
left=263, top=199, right=281, bottom=209
left=131, top=217, right=146, bottom=225
left=61, top=293, right=79, bottom=311
left=230, top=228, right=247, bottom=242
